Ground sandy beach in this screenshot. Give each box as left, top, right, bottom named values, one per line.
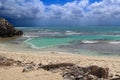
left=0, top=0, right=120, bottom=79
left=0, top=44, right=120, bottom=80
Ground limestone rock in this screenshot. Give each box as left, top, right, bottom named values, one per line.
left=0, top=56, right=15, bottom=66
left=85, top=65, right=109, bottom=78
left=0, top=18, right=23, bottom=37
left=62, top=65, right=109, bottom=80
left=22, top=65, right=35, bottom=72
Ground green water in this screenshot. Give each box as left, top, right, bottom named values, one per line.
left=26, top=35, right=120, bottom=48
left=5, top=26, right=119, bottom=56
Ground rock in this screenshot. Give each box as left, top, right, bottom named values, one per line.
left=22, top=64, right=35, bottom=72
left=4, top=58, right=15, bottom=66
left=22, top=62, right=36, bottom=72
left=62, top=65, right=109, bottom=80
left=0, top=56, right=24, bottom=67
left=14, top=60, right=23, bottom=66
left=14, top=30, right=23, bottom=35
left=87, top=75, right=98, bottom=80
left=38, top=63, right=42, bottom=66
left=38, top=64, right=109, bottom=79
left=0, top=17, right=23, bottom=38
left=39, top=63, right=75, bottom=71
left=0, top=56, right=6, bottom=61
left=0, top=56, right=15, bottom=66
left=63, top=66, right=87, bottom=80
left=111, top=78, right=120, bottom=80
left=85, top=65, right=109, bottom=78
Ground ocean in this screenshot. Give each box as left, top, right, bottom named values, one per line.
left=2, top=26, right=120, bottom=56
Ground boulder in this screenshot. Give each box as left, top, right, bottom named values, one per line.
left=22, top=64, right=35, bottom=72
left=22, top=62, right=36, bottom=72
left=0, top=56, right=15, bottom=66
left=84, top=65, right=109, bottom=78
left=0, top=56, right=23, bottom=67
left=62, top=65, right=109, bottom=80
left=0, top=18, right=23, bottom=38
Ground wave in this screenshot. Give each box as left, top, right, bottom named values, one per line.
left=24, top=38, right=53, bottom=49
left=108, top=41, right=120, bottom=44
left=81, top=40, right=120, bottom=44
left=81, top=40, right=98, bottom=44
left=65, top=31, right=81, bottom=35
left=24, top=41, right=58, bottom=49
left=101, top=34, right=120, bottom=37
left=24, top=38, right=33, bottom=42
left=23, top=38, right=40, bottom=49
left=23, top=31, right=65, bottom=39
left=27, top=42, right=40, bottom=49
left=23, top=34, right=40, bottom=38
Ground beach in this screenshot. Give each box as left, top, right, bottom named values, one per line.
left=1, top=0, right=120, bottom=79
left=0, top=26, right=120, bottom=80
left=0, top=44, right=120, bottom=80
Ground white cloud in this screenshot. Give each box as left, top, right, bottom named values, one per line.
left=47, top=0, right=88, bottom=20
left=0, top=0, right=120, bottom=26
left=87, top=0, right=120, bottom=25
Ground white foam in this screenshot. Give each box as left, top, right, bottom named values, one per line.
left=25, top=42, right=55, bottom=49
left=24, top=38, right=33, bottom=42
left=109, top=41, right=120, bottom=44
left=28, top=43, right=40, bottom=49
left=23, top=38, right=40, bottom=49
left=23, top=34, right=40, bottom=38
left=81, top=40, right=98, bottom=44
left=65, top=31, right=81, bottom=35
left=102, top=34, right=120, bottom=37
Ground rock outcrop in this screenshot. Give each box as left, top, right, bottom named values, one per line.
left=0, top=18, right=23, bottom=37
left=62, top=65, right=109, bottom=80
left=38, top=63, right=109, bottom=80
left=0, top=55, right=22, bottom=66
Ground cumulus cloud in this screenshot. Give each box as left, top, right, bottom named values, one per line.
left=87, top=0, right=120, bottom=25
left=0, top=0, right=45, bottom=18
left=0, top=0, right=120, bottom=26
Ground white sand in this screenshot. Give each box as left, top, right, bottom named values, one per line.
left=0, top=44, right=120, bottom=80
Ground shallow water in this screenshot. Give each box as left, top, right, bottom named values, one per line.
left=1, top=26, right=120, bottom=56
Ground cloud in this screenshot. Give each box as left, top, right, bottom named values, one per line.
left=0, top=0, right=45, bottom=18
left=87, top=0, right=120, bottom=25
left=0, top=0, right=120, bottom=26
left=44, top=0, right=89, bottom=26
left=46, top=0, right=88, bottom=19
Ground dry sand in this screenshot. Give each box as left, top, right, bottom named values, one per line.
left=0, top=44, right=120, bottom=80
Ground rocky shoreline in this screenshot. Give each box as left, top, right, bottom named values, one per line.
left=0, top=18, right=23, bottom=38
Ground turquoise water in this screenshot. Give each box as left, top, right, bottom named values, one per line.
left=26, top=35, right=120, bottom=48
left=13, top=26, right=120, bottom=56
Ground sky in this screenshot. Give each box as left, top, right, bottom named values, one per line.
left=0, top=0, right=120, bottom=27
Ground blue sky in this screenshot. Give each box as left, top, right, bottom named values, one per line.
left=0, top=0, right=120, bottom=26
left=41, top=0, right=101, bottom=5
